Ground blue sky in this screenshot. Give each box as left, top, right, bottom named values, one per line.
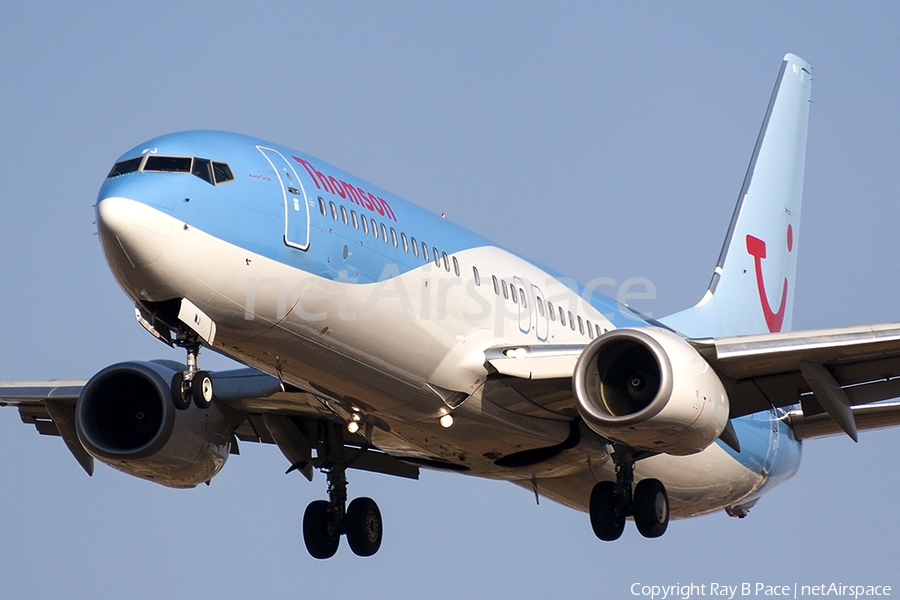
left=2, top=2, right=899, bottom=598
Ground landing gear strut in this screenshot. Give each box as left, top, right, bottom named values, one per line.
left=170, top=333, right=213, bottom=410
left=301, top=423, right=383, bottom=559
left=589, top=445, right=669, bottom=541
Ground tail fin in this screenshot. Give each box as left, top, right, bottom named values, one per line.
left=661, top=53, right=812, bottom=338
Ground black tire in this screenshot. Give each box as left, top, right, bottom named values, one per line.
left=589, top=481, right=625, bottom=541
left=191, top=371, right=213, bottom=409
left=633, top=478, right=669, bottom=538
left=303, top=500, right=340, bottom=559
left=170, top=373, right=191, bottom=410
left=345, top=497, right=383, bottom=557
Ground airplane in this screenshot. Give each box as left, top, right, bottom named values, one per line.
left=4, top=52, right=900, bottom=559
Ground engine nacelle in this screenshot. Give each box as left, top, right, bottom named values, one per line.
left=573, top=327, right=729, bottom=455
left=75, top=361, right=231, bottom=488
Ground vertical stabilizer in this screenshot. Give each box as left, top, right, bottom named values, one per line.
left=661, top=54, right=812, bottom=338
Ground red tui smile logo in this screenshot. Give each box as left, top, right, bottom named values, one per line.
left=746, top=225, right=792, bottom=333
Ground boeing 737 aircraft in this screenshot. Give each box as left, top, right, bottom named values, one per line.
left=5, top=53, right=900, bottom=559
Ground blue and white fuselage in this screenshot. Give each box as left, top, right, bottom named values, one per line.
left=96, top=129, right=801, bottom=519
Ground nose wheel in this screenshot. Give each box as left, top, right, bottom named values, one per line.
left=170, top=336, right=213, bottom=410
left=589, top=446, right=669, bottom=541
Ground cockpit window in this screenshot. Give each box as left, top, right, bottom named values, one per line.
left=107, top=157, right=143, bottom=177
left=212, top=161, right=234, bottom=184
left=107, top=155, right=235, bottom=186
left=144, top=156, right=192, bottom=173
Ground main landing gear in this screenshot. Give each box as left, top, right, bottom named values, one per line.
left=170, top=333, right=213, bottom=410
left=589, top=446, right=669, bottom=541
left=301, top=423, right=383, bottom=559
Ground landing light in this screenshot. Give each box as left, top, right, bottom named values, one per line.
left=347, top=421, right=360, bottom=434
left=440, top=414, right=454, bottom=428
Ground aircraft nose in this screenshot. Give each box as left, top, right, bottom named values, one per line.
left=96, top=196, right=173, bottom=268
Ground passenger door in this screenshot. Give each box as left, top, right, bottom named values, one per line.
left=257, top=146, right=310, bottom=250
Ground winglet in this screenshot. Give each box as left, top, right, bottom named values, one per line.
left=661, top=54, right=812, bottom=338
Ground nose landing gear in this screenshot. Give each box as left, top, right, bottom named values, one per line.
left=170, top=334, right=213, bottom=410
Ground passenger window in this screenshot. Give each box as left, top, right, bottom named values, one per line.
left=587, top=320, right=594, bottom=339
left=547, top=301, right=555, bottom=320
left=361, top=215, right=369, bottom=234
left=329, top=201, right=338, bottom=221
left=390, top=227, right=398, bottom=247
left=212, top=161, right=234, bottom=184
left=318, top=197, right=327, bottom=217
left=371, top=219, right=379, bottom=239
left=411, top=237, right=419, bottom=257
left=492, top=275, right=499, bottom=295
left=473, top=266, right=481, bottom=286
left=559, top=306, right=566, bottom=326
left=536, top=296, right=544, bottom=316
left=577, top=315, right=584, bottom=335
left=568, top=311, right=576, bottom=330
left=351, top=210, right=359, bottom=229
left=433, top=247, right=441, bottom=267
left=453, top=257, right=460, bottom=277
left=340, top=205, right=348, bottom=225
left=442, top=252, right=450, bottom=272
left=502, top=280, right=509, bottom=300
left=519, top=288, right=527, bottom=308
left=381, top=223, right=389, bottom=244
left=510, top=286, right=518, bottom=304
left=401, top=232, right=409, bottom=252
left=422, top=244, right=429, bottom=262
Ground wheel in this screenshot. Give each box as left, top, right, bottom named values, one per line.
left=589, top=481, right=625, bottom=541
left=170, top=373, right=191, bottom=410
left=345, top=497, right=383, bottom=557
left=303, top=500, right=340, bottom=559
left=633, top=478, right=669, bottom=538
left=191, top=371, right=213, bottom=408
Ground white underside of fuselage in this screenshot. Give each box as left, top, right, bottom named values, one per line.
left=97, top=196, right=799, bottom=519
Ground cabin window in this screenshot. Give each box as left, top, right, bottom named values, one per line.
left=381, top=223, right=389, bottom=244
left=340, top=205, right=348, bottom=225
left=329, top=201, right=338, bottom=221
left=371, top=218, right=379, bottom=239
left=559, top=306, right=566, bottom=326
left=587, top=319, right=594, bottom=339
left=361, top=215, right=369, bottom=234
left=453, top=257, right=460, bottom=277
left=536, top=296, right=544, bottom=317
left=577, top=315, right=584, bottom=335
left=390, top=227, right=398, bottom=247
left=442, top=252, right=450, bottom=272
left=433, top=247, right=441, bottom=267
left=502, top=280, right=509, bottom=300
left=473, top=266, right=481, bottom=286
left=548, top=301, right=555, bottom=321
left=492, top=275, right=499, bottom=295
left=510, top=285, right=518, bottom=304
left=519, top=288, right=527, bottom=308
left=568, top=311, right=576, bottom=331
left=318, top=197, right=327, bottom=217
left=351, top=210, right=359, bottom=229
left=411, top=237, right=419, bottom=257
left=422, top=243, right=429, bottom=262
left=401, top=232, right=409, bottom=252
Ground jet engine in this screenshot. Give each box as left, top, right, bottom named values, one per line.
left=75, top=360, right=231, bottom=488
left=573, top=327, right=729, bottom=455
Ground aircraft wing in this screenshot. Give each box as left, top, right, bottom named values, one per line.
left=487, top=322, right=900, bottom=443
left=0, top=368, right=419, bottom=481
